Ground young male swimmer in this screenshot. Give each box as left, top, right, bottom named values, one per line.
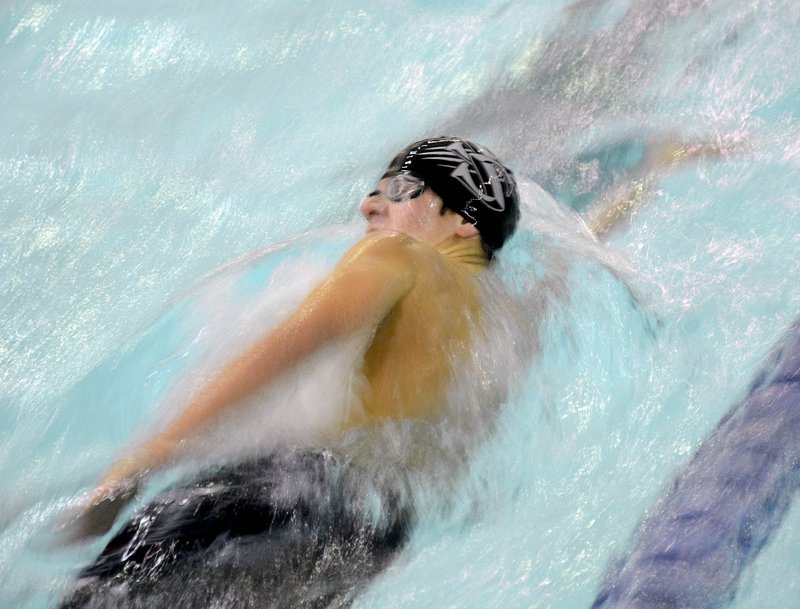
left=77, top=137, right=519, bottom=523
left=63, top=139, right=521, bottom=603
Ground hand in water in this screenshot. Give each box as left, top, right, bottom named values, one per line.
left=58, top=447, right=163, bottom=543
left=60, top=432, right=178, bottom=542
left=58, top=477, right=140, bottom=543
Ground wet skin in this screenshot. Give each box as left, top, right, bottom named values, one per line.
left=354, top=179, right=487, bottom=422
left=69, top=180, right=489, bottom=539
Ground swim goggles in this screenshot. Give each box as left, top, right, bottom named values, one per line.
left=378, top=173, right=426, bottom=203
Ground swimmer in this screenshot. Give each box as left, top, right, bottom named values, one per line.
left=61, top=137, right=520, bottom=607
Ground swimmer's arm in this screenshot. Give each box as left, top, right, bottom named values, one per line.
left=92, top=233, right=415, bottom=494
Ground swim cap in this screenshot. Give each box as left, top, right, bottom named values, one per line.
left=382, top=137, right=520, bottom=259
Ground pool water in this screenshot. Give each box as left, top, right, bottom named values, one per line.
left=2, top=1, right=800, bottom=607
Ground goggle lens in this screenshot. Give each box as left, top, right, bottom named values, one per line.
left=385, top=174, right=425, bottom=202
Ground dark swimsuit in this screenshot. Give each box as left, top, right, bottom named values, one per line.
left=60, top=450, right=411, bottom=609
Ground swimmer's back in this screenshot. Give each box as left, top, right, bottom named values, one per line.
left=346, top=230, right=487, bottom=425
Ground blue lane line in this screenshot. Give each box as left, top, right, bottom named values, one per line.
left=592, top=320, right=800, bottom=609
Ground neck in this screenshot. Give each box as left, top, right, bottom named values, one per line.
left=434, top=234, right=489, bottom=272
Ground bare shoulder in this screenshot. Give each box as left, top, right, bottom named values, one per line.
left=341, top=231, right=420, bottom=267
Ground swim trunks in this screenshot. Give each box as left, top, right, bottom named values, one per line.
left=60, top=450, right=411, bottom=609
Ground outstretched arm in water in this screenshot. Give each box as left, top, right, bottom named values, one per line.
left=72, top=232, right=414, bottom=538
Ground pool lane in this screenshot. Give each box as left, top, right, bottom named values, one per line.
left=592, top=319, right=800, bottom=609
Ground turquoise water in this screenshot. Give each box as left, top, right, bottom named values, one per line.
left=2, top=1, right=800, bottom=607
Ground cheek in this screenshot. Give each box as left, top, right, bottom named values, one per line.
left=408, top=198, right=440, bottom=222
left=403, top=208, right=433, bottom=232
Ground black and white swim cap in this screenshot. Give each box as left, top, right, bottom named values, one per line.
left=382, top=137, right=520, bottom=259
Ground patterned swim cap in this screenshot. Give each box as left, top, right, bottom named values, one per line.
left=383, top=137, right=520, bottom=259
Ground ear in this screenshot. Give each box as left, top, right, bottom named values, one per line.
left=455, top=217, right=479, bottom=238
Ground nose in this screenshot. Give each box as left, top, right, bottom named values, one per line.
left=359, top=193, right=384, bottom=220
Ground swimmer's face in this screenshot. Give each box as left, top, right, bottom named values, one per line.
left=360, top=177, right=477, bottom=244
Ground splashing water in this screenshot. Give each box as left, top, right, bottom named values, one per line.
left=2, top=1, right=800, bottom=608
